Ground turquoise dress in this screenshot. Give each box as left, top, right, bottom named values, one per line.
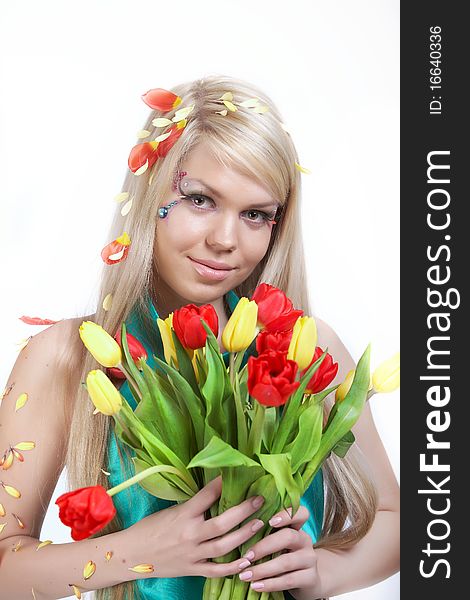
left=107, top=290, right=324, bottom=600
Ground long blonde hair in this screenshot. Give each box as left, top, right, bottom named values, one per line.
left=64, top=74, right=377, bottom=600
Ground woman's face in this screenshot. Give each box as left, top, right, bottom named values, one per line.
left=153, top=141, right=280, bottom=311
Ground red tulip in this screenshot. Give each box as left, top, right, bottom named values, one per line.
left=256, top=329, right=293, bottom=354
left=106, top=330, right=148, bottom=380
left=155, top=122, right=186, bottom=158
left=251, top=283, right=303, bottom=333
left=141, top=88, right=182, bottom=112
left=172, top=304, right=219, bottom=350
left=247, top=349, right=300, bottom=407
left=301, top=346, right=339, bottom=394
left=56, top=485, right=116, bottom=541
left=128, top=141, right=159, bottom=174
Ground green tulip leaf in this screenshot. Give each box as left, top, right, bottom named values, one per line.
left=120, top=322, right=149, bottom=399
left=132, top=456, right=192, bottom=501
left=331, top=430, right=356, bottom=458
left=285, top=399, right=323, bottom=471
left=170, top=329, right=200, bottom=395
left=256, top=452, right=300, bottom=514
left=187, top=436, right=260, bottom=469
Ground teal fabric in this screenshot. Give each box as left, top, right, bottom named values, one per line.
left=107, top=290, right=324, bottom=599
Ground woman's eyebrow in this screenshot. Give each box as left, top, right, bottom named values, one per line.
left=186, top=178, right=278, bottom=208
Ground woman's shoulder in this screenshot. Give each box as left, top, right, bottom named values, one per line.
left=314, top=316, right=355, bottom=385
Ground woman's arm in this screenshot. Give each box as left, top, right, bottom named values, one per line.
left=295, top=317, right=400, bottom=599
left=0, top=318, right=145, bottom=599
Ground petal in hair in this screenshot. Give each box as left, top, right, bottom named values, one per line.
left=294, top=162, right=311, bottom=174
left=114, top=192, right=129, bottom=203
left=136, top=129, right=151, bottom=139
left=102, top=293, right=113, bottom=311
left=121, top=198, right=133, bottom=216
left=152, top=117, right=173, bottom=128
left=141, top=88, right=182, bottom=112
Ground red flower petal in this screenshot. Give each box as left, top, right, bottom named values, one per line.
left=101, top=240, right=130, bottom=265
left=141, top=88, right=182, bottom=112
left=156, top=123, right=186, bottom=159
left=128, top=141, right=159, bottom=173
left=19, top=316, right=60, bottom=325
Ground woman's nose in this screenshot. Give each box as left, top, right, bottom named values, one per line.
left=205, top=212, right=238, bottom=252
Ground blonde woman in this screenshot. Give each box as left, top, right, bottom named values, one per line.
left=0, top=75, right=399, bottom=600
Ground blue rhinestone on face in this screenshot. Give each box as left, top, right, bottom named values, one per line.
left=158, top=206, right=168, bottom=218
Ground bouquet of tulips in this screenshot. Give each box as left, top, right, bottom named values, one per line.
left=57, top=284, right=399, bottom=600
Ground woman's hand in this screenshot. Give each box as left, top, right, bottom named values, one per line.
left=237, top=504, right=325, bottom=597
left=125, top=475, right=266, bottom=580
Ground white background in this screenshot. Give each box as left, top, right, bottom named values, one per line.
left=0, top=1, right=399, bottom=599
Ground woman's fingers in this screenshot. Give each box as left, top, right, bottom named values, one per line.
left=186, top=475, right=223, bottom=517
left=242, top=527, right=313, bottom=563
left=244, top=567, right=317, bottom=594
left=268, top=504, right=310, bottom=531
left=199, top=494, right=265, bottom=541
left=238, top=546, right=313, bottom=583
left=198, top=511, right=265, bottom=560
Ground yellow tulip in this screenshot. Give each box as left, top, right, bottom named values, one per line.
left=335, top=368, right=373, bottom=402
left=222, top=297, right=258, bottom=352
left=157, top=314, right=178, bottom=367
left=372, top=352, right=400, bottom=393
left=287, top=316, right=317, bottom=370
left=79, top=321, right=122, bottom=368
left=86, top=370, right=122, bottom=415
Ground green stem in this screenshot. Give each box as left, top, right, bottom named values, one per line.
left=106, top=464, right=184, bottom=497
left=247, top=401, right=265, bottom=457
left=116, top=361, right=142, bottom=401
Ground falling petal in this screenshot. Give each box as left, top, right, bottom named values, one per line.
left=12, top=540, right=22, bottom=551
left=83, top=560, right=96, bottom=580
left=253, top=105, right=269, bottom=113
left=0, top=523, right=6, bottom=534
left=19, top=316, right=59, bottom=325
left=69, top=584, right=82, bottom=599
left=37, top=540, right=53, bottom=550
left=215, top=109, right=228, bottom=116
left=294, top=162, right=311, bottom=174
left=0, top=502, right=5, bottom=516
left=12, top=513, right=25, bottom=528
left=141, top=88, right=182, bottom=112
left=219, top=92, right=233, bottom=101
left=15, top=393, right=28, bottom=412
left=105, top=550, right=113, bottom=561
left=128, top=564, right=154, bottom=573
left=0, top=384, right=14, bottom=402
left=16, top=337, right=33, bottom=352
left=222, top=100, right=237, bottom=112
left=102, top=294, right=113, bottom=311
left=32, top=588, right=37, bottom=600
left=135, top=159, right=149, bottom=176
left=121, top=198, right=133, bottom=216
left=1, top=482, right=21, bottom=498
left=239, top=98, right=260, bottom=107
left=2, top=450, right=14, bottom=470
left=101, top=469, right=111, bottom=476
left=154, top=131, right=172, bottom=143
left=114, top=192, right=129, bottom=203
left=172, top=104, right=194, bottom=122
left=13, top=442, right=35, bottom=451
left=11, top=448, right=24, bottom=463
left=136, top=129, right=151, bottom=139
left=152, top=117, right=173, bottom=128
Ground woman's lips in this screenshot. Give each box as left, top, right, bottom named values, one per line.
left=188, top=257, right=234, bottom=281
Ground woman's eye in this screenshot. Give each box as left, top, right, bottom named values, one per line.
left=184, top=194, right=272, bottom=225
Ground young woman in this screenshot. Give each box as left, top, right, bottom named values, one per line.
left=0, top=75, right=399, bottom=600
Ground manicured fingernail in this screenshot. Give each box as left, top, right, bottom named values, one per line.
left=243, top=550, right=255, bottom=561
left=238, top=559, right=251, bottom=570
left=239, top=570, right=253, bottom=581
left=251, top=519, right=264, bottom=532
left=252, top=495, right=264, bottom=508
left=269, top=516, right=282, bottom=526
left=251, top=582, right=265, bottom=590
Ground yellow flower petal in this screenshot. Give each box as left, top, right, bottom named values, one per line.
left=37, top=540, right=53, bottom=550
left=15, top=393, right=28, bottom=412
left=121, top=198, right=133, bottom=216
left=154, top=131, right=172, bottom=143
left=69, top=584, right=82, bottom=599
left=219, top=92, right=233, bottom=101
left=1, top=482, right=21, bottom=498
left=222, top=100, right=237, bottom=112
left=372, top=352, right=400, bottom=393
left=1, top=384, right=14, bottom=402
left=295, top=162, right=311, bottom=174
left=13, top=540, right=22, bottom=551
left=253, top=105, right=269, bottom=113
left=239, top=98, right=260, bottom=107
left=16, top=337, right=32, bottom=352
left=13, top=513, right=25, bottom=528
left=215, top=109, right=228, bottom=116
left=83, top=560, right=96, bottom=580
left=152, top=117, right=172, bottom=127
left=13, top=441, right=35, bottom=451
left=172, top=104, right=195, bottom=122
left=115, top=232, right=131, bottom=246
left=114, top=192, right=129, bottom=203
left=105, top=550, right=113, bottom=561
left=101, top=469, right=111, bottom=476
left=0, top=523, right=6, bottom=534
left=0, top=503, right=5, bottom=516
left=136, top=129, right=151, bottom=139
left=134, top=159, right=149, bottom=176
left=1, top=450, right=14, bottom=470
left=102, top=293, right=113, bottom=311
left=128, top=564, right=154, bottom=573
